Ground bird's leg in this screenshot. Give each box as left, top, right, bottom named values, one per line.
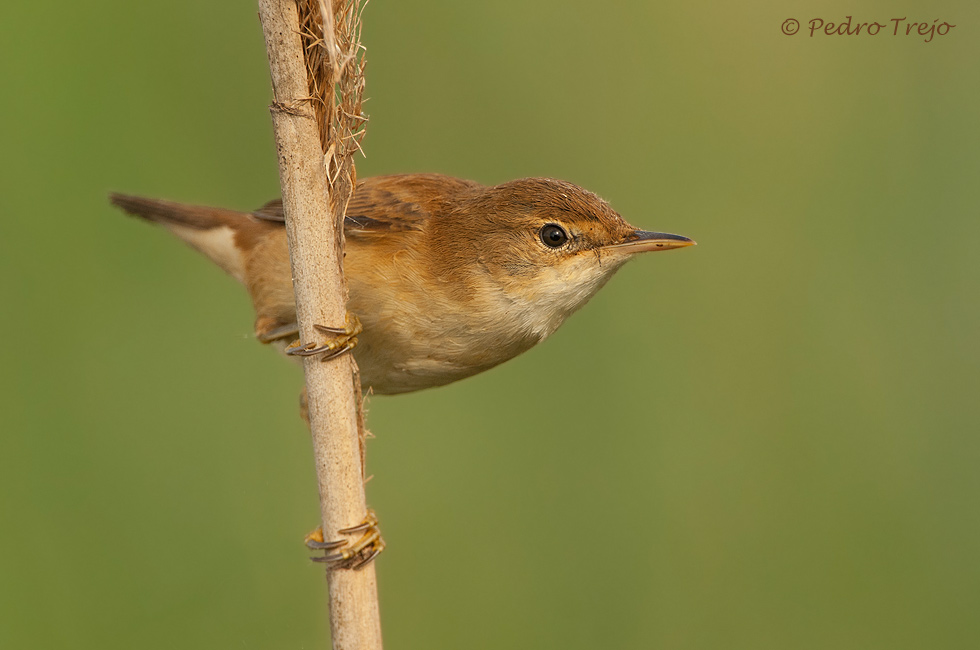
left=285, top=314, right=362, bottom=361
left=292, top=318, right=375, bottom=568
left=273, top=313, right=373, bottom=565
left=305, top=509, right=385, bottom=570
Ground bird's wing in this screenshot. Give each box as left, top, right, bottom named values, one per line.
left=250, top=174, right=483, bottom=239
left=250, top=195, right=423, bottom=237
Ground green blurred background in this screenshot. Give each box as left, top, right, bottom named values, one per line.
left=2, top=0, right=978, bottom=648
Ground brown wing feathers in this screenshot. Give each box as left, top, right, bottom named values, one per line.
left=109, top=174, right=482, bottom=281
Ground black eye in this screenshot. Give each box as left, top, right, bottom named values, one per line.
left=540, top=224, right=569, bottom=248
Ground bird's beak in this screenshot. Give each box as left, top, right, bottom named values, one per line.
left=603, top=230, right=696, bottom=254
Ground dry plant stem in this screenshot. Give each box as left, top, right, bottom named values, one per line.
left=257, top=1, right=382, bottom=649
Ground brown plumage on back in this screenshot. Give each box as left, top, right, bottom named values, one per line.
left=112, top=173, right=694, bottom=394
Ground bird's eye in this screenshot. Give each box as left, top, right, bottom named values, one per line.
left=540, top=224, right=569, bottom=248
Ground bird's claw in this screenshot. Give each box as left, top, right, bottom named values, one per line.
left=285, top=314, right=363, bottom=361
left=305, top=509, right=385, bottom=570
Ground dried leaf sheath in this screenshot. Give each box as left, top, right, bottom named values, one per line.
left=297, top=0, right=368, bottom=186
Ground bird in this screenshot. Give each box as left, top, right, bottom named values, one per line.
left=110, top=173, right=694, bottom=395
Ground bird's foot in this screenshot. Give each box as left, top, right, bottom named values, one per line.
left=305, top=509, right=385, bottom=570
left=285, top=314, right=362, bottom=361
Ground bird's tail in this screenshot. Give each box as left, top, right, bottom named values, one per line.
left=110, top=193, right=255, bottom=283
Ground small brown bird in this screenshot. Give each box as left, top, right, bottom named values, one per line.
left=111, top=173, right=694, bottom=394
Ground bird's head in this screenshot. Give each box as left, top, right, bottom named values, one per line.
left=430, top=177, right=695, bottom=338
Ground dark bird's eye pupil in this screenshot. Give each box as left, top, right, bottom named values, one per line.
left=540, top=224, right=568, bottom=248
